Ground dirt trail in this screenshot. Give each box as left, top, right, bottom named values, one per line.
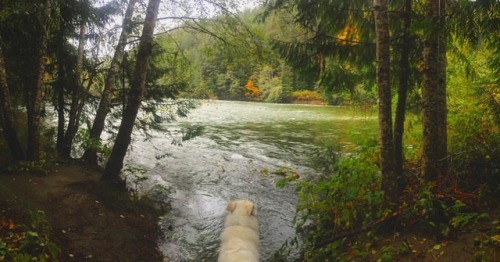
left=0, top=163, right=163, bottom=262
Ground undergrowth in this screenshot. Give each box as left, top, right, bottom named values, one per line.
left=272, top=120, right=499, bottom=261
left=0, top=197, right=59, bottom=261
left=291, top=90, right=324, bottom=101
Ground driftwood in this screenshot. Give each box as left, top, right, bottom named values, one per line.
left=314, top=211, right=401, bottom=249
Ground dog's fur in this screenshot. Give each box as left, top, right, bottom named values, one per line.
left=218, top=200, right=259, bottom=262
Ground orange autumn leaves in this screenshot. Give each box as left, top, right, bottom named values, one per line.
left=0, top=214, right=59, bottom=260
left=244, top=80, right=262, bottom=100
left=337, top=25, right=359, bottom=45
left=1, top=217, right=15, bottom=230
left=0, top=217, right=19, bottom=256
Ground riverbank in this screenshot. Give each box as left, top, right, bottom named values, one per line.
left=289, top=90, right=327, bottom=105
left=289, top=98, right=327, bottom=105
left=0, top=163, right=163, bottom=261
left=1, top=162, right=499, bottom=261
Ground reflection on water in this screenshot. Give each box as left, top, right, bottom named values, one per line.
left=124, top=100, right=377, bottom=261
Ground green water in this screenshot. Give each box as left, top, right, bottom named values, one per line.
left=176, top=101, right=378, bottom=167
left=128, top=100, right=378, bottom=261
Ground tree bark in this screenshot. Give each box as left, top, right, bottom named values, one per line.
left=374, top=0, right=398, bottom=204
left=422, top=0, right=447, bottom=182
left=393, top=0, right=412, bottom=191
left=54, top=0, right=74, bottom=158
left=59, top=20, right=87, bottom=159
left=55, top=46, right=67, bottom=156
left=83, top=0, right=138, bottom=165
left=436, top=0, right=448, bottom=180
left=26, top=0, right=51, bottom=161
left=0, top=38, right=26, bottom=161
left=102, top=0, right=160, bottom=181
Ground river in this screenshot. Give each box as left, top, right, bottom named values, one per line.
left=122, top=100, right=377, bottom=261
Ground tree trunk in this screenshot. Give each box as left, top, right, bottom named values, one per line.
left=393, top=0, right=412, bottom=190
left=102, top=0, right=160, bottom=181
left=54, top=0, right=72, bottom=157
left=26, top=0, right=51, bottom=161
left=55, top=46, right=67, bottom=155
left=436, top=0, right=448, bottom=179
left=0, top=38, right=26, bottom=161
left=374, top=0, right=398, bottom=204
left=422, top=0, right=447, bottom=182
left=83, top=0, right=138, bottom=165
left=59, top=20, right=86, bottom=159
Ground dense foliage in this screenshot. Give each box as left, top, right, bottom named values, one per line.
left=447, top=44, right=500, bottom=196
left=155, top=8, right=324, bottom=103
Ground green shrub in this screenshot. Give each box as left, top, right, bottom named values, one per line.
left=265, top=85, right=292, bottom=103
left=448, top=86, right=500, bottom=198
left=408, top=180, right=485, bottom=238
left=294, top=153, right=386, bottom=260
left=291, top=90, right=323, bottom=101
left=0, top=209, right=60, bottom=261
left=447, top=44, right=500, bottom=199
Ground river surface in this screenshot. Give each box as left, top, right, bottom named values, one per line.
left=122, top=100, right=377, bottom=261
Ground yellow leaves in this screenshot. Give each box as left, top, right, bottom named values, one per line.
left=426, top=242, right=447, bottom=259
left=244, top=80, right=262, bottom=100
left=337, top=25, right=359, bottom=45
left=42, top=56, right=56, bottom=82
left=43, top=72, right=52, bottom=82
left=491, top=234, right=500, bottom=244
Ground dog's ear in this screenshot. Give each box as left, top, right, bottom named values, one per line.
left=246, top=202, right=256, bottom=216
left=226, top=201, right=237, bottom=213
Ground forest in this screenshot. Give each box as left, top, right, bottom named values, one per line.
left=0, top=0, right=499, bottom=261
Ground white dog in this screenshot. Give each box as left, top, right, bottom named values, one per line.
left=218, top=200, right=259, bottom=262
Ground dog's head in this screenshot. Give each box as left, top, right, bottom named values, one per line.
left=226, top=200, right=256, bottom=216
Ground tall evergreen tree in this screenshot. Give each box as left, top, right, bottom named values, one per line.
left=393, top=0, right=412, bottom=192
left=374, top=0, right=397, bottom=203
left=265, top=0, right=412, bottom=201
left=26, top=0, right=52, bottom=161
left=53, top=0, right=118, bottom=160
left=102, top=0, right=161, bottom=182
left=422, top=0, right=448, bottom=182
left=59, top=14, right=87, bottom=159
left=83, top=0, right=138, bottom=164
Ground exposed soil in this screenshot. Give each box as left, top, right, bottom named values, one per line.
left=0, top=163, right=163, bottom=262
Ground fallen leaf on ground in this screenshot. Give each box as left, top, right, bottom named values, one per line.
left=491, top=235, right=500, bottom=243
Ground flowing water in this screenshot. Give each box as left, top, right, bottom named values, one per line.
left=122, top=100, right=377, bottom=261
